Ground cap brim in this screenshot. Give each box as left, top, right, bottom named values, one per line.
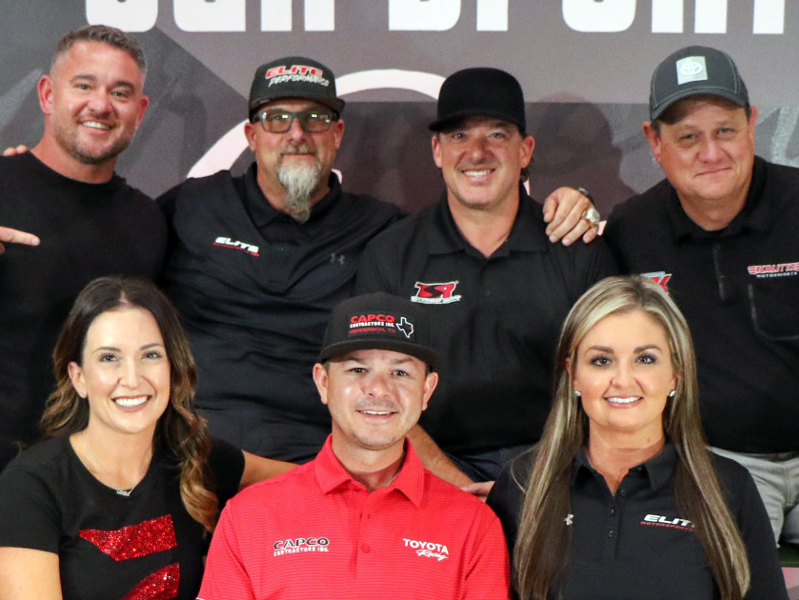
left=318, top=340, right=440, bottom=369
left=249, top=94, right=345, bottom=120
left=429, top=109, right=525, bottom=132
left=650, top=87, right=747, bottom=120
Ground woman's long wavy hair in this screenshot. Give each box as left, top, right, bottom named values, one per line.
left=513, top=276, right=749, bottom=600
left=41, top=276, right=218, bottom=532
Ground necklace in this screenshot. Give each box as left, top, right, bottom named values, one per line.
left=78, top=433, right=151, bottom=497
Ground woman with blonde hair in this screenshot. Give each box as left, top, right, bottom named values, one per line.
left=487, top=276, right=786, bottom=600
left=0, top=276, right=293, bottom=600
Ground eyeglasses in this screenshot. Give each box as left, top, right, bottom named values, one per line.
left=254, top=109, right=336, bottom=133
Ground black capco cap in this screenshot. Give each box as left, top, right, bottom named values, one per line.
left=650, top=46, right=748, bottom=120
left=429, top=67, right=526, bottom=132
left=249, top=56, right=345, bottom=121
left=319, top=293, right=440, bottom=369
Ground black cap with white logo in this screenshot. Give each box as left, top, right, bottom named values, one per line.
left=649, top=46, right=749, bottom=120
left=248, top=56, right=345, bottom=121
left=319, top=293, right=440, bottom=369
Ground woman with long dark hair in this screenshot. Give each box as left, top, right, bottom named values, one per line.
left=0, top=276, right=293, bottom=600
left=487, top=276, right=786, bottom=600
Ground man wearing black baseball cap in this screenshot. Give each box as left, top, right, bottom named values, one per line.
left=603, top=45, right=799, bottom=546
left=355, top=68, right=616, bottom=490
left=158, top=57, right=400, bottom=465
left=199, top=293, right=511, bottom=600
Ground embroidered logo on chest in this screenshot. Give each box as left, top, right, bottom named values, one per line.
left=640, top=513, right=695, bottom=531
left=273, top=536, right=330, bottom=557
left=747, top=261, right=799, bottom=278
left=411, top=281, right=461, bottom=305
left=213, top=236, right=260, bottom=257
left=641, top=271, right=672, bottom=293
left=403, top=538, right=450, bottom=561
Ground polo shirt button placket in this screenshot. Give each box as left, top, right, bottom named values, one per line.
left=606, top=493, right=622, bottom=556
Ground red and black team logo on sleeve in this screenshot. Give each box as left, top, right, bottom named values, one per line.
left=411, top=281, right=461, bottom=305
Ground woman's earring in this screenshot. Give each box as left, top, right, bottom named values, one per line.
left=668, top=390, right=676, bottom=398
left=574, top=391, right=582, bottom=399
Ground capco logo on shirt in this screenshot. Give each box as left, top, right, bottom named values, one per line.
left=411, top=281, right=461, bottom=305
left=273, top=537, right=330, bottom=557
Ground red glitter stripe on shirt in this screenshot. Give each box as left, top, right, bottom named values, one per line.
left=79, top=515, right=177, bottom=561
left=120, top=563, right=180, bottom=600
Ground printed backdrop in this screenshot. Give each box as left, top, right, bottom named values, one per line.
left=2, top=1, right=799, bottom=215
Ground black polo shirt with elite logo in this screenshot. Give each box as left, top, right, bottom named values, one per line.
left=604, top=157, right=799, bottom=453
left=354, top=188, right=617, bottom=455
left=488, top=444, right=788, bottom=600
left=158, top=165, right=400, bottom=462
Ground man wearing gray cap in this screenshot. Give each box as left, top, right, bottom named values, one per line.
left=355, top=67, right=617, bottom=491
left=198, top=292, right=510, bottom=600
left=603, top=45, right=799, bottom=545
left=158, top=57, right=400, bottom=464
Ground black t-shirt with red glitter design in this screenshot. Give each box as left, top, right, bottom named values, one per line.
left=0, top=435, right=243, bottom=600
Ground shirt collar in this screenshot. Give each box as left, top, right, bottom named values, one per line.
left=572, top=442, right=678, bottom=491
left=242, top=164, right=342, bottom=229
left=313, top=435, right=425, bottom=507
left=666, top=156, right=771, bottom=241
left=426, top=184, right=549, bottom=256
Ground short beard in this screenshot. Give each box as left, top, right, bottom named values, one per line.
left=277, top=155, right=324, bottom=223
left=53, top=121, right=136, bottom=166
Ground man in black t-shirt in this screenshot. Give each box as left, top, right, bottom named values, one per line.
left=0, top=25, right=166, bottom=469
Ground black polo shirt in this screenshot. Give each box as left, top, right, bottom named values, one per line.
left=604, top=157, right=799, bottom=453
left=354, top=188, right=617, bottom=455
left=487, top=444, right=788, bottom=600
left=158, top=165, right=400, bottom=462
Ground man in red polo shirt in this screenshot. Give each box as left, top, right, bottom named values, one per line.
left=198, top=292, right=510, bottom=600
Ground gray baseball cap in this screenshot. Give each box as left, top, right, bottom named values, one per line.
left=649, top=46, right=748, bottom=120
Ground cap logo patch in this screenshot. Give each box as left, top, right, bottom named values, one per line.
left=348, top=313, right=415, bottom=339
left=264, top=64, right=330, bottom=88
left=676, top=56, right=707, bottom=85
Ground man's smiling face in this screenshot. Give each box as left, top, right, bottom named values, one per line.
left=432, top=116, right=534, bottom=214
left=43, top=40, right=149, bottom=166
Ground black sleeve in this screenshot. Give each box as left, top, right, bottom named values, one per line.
left=735, top=477, right=790, bottom=599
left=486, top=453, right=532, bottom=561
left=715, top=458, right=789, bottom=600
left=0, top=462, right=60, bottom=553
left=602, top=202, right=634, bottom=273
left=580, top=235, right=619, bottom=293
left=208, top=438, right=245, bottom=509
left=353, top=238, right=395, bottom=296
